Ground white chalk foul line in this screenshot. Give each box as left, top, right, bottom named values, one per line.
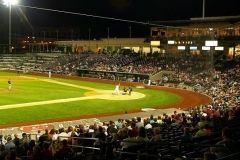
left=0, top=91, right=145, bottom=110
left=20, top=76, right=98, bottom=91
left=0, top=96, right=95, bottom=110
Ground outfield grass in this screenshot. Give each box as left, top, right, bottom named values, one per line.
left=0, top=71, right=181, bottom=125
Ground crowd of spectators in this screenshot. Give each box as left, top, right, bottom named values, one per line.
left=0, top=106, right=240, bottom=160
left=1, top=51, right=240, bottom=159
left=0, top=61, right=240, bottom=159
left=31, top=51, right=211, bottom=77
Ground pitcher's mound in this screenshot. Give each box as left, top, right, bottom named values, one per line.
left=85, top=90, right=145, bottom=100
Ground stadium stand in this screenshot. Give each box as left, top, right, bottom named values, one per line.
left=0, top=53, right=240, bottom=159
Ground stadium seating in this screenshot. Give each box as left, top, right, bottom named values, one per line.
left=0, top=52, right=240, bottom=159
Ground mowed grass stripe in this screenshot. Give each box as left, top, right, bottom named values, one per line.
left=21, top=76, right=99, bottom=91
left=0, top=79, right=88, bottom=105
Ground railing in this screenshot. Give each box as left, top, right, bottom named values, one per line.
left=149, top=70, right=174, bottom=82
left=77, top=69, right=150, bottom=81
left=217, top=151, right=240, bottom=160
left=114, top=150, right=160, bottom=160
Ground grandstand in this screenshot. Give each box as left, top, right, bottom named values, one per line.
left=0, top=47, right=239, bottom=159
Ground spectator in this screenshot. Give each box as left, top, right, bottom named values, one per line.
left=181, top=127, right=193, bottom=143
left=211, top=127, right=240, bottom=158
left=4, top=136, right=15, bottom=151
left=150, top=127, right=161, bottom=142
left=54, top=140, right=72, bottom=160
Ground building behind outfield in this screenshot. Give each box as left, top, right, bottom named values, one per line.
left=149, top=15, right=240, bottom=58
left=9, top=15, right=240, bottom=58
left=53, top=16, right=240, bottom=57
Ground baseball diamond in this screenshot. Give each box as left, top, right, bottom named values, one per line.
left=0, top=71, right=211, bottom=128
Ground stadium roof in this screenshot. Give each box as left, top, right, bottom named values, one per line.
left=151, top=15, right=240, bottom=27
left=190, top=15, right=240, bottom=22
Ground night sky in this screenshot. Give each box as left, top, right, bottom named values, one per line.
left=0, top=0, right=240, bottom=40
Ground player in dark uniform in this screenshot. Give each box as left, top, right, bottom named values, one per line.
left=8, top=79, right=12, bottom=91
left=122, top=86, right=128, bottom=95
left=128, top=87, right=132, bottom=95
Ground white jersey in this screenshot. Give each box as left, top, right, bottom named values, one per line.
left=148, top=79, right=151, bottom=86
left=113, top=84, right=120, bottom=94
left=115, top=85, right=119, bottom=91
left=48, top=71, right=52, bottom=78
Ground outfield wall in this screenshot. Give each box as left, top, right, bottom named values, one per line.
left=76, top=69, right=149, bottom=82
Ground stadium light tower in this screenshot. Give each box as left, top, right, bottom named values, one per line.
left=202, top=0, right=205, bottom=18
left=3, top=0, right=19, bottom=53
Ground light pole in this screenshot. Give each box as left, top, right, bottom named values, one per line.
left=56, top=30, right=59, bottom=41
left=9, top=4, right=12, bottom=53
left=3, top=0, right=18, bottom=53
left=107, top=27, right=109, bottom=46
left=202, top=0, right=205, bottom=19
left=42, top=31, right=45, bottom=52
left=129, top=26, right=132, bottom=38
left=88, top=28, right=91, bottom=51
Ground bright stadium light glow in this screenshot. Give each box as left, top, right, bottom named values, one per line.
left=202, top=46, right=210, bottom=50
left=205, top=40, right=218, bottom=47
left=168, top=40, right=175, bottom=44
left=178, top=46, right=186, bottom=50
left=215, top=46, right=224, bottom=51
left=3, top=0, right=19, bottom=6
left=150, top=41, right=160, bottom=46
left=190, top=46, right=198, bottom=50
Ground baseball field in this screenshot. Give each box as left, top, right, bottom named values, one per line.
left=0, top=71, right=211, bottom=128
